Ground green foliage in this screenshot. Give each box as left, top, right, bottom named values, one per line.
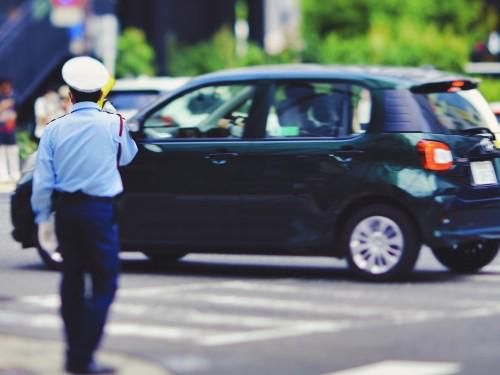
left=478, top=78, right=500, bottom=102
left=16, top=131, right=37, bottom=161
left=235, top=0, right=248, bottom=20
left=168, top=28, right=297, bottom=76
left=302, top=0, right=371, bottom=38
left=169, top=28, right=235, bottom=76
left=302, top=0, right=487, bottom=41
left=116, top=28, right=156, bottom=78
left=301, top=0, right=488, bottom=72
left=166, top=0, right=495, bottom=81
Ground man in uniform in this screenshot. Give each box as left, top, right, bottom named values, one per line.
left=31, top=56, right=138, bottom=374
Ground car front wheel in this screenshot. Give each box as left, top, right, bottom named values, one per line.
left=341, top=204, right=421, bottom=281
left=431, top=241, right=499, bottom=273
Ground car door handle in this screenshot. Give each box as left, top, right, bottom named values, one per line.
left=328, top=149, right=364, bottom=163
left=204, top=153, right=239, bottom=165
left=328, top=153, right=352, bottom=163
left=204, top=153, right=239, bottom=159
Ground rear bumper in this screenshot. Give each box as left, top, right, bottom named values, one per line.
left=422, top=193, right=500, bottom=247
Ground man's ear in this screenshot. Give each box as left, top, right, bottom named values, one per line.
left=69, top=91, right=75, bottom=104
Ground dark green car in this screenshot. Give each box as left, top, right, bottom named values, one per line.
left=11, top=65, right=500, bottom=281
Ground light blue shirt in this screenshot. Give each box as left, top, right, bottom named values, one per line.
left=31, top=102, right=138, bottom=224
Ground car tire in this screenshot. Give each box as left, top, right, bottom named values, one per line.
left=142, top=252, right=185, bottom=264
left=431, top=241, right=499, bottom=274
left=341, top=204, right=421, bottom=281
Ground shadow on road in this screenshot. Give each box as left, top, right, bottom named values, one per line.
left=15, top=255, right=485, bottom=284
left=103, top=256, right=481, bottom=284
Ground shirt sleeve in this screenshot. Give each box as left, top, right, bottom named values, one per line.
left=116, top=115, right=138, bottom=166
left=31, top=131, right=56, bottom=224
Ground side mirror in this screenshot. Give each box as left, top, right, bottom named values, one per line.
left=126, top=119, right=140, bottom=132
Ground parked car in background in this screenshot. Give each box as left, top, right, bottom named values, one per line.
left=106, top=76, right=190, bottom=119
left=11, top=65, right=500, bottom=281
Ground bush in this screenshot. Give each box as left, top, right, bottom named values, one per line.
left=16, top=130, right=37, bottom=160
left=116, top=28, right=156, bottom=78
left=301, top=0, right=488, bottom=73
left=477, top=78, right=500, bottom=102
left=168, top=27, right=298, bottom=77
left=311, top=13, right=468, bottom=72
left=166, top=0, right=493, bottom=80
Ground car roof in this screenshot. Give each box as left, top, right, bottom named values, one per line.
left=185, top=64, right=476, bottom=90
left=112, top=76, right=191, bottom=92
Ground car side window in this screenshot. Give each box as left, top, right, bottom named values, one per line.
left=143, top=84, right=256, bottom=139
left=265, top=82, right=371, bottom=138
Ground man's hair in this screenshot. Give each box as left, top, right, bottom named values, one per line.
left=69, top=88, right=102, bottom=103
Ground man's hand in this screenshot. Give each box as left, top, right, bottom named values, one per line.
left=38, top=215, right=58, bottom=253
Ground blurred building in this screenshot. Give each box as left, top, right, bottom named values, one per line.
left=263, top=0, right=300, bottom=55
left=0, top=0, right=301, bottom=112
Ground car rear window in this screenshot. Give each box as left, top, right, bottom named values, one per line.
left=414, top=89, right=500, bottom=134
left=107, top=91, right=160, bottom=111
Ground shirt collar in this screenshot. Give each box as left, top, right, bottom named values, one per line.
left=71, top=102, right=101, bottom=113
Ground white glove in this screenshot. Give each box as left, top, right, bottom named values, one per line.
left=38, top=214, right=58, bottom=253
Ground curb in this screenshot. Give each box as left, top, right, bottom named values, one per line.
left=0, top=335, right=172, bottom=375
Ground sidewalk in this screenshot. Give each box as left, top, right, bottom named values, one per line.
left=0, top=335, right=172, bottom=375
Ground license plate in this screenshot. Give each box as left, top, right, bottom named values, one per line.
left=470, top=160, right=498, bottom=186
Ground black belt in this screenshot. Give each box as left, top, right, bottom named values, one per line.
left=55, top=191, right=115, bottom=202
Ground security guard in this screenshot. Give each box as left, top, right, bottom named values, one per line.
left=31, top=56, right=138, bottom=374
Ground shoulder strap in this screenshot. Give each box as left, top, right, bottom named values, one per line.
left=46, top=112, right=70, bottom=126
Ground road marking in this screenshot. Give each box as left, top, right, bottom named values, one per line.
left=214, top=280, right=370, bottom=299
left=20, top=291, right=401, bottom=318
left=0, top=309, right=351, bottom=346
left=20, top=294, right=352, bottom=328
left=324, top=360, right=460, bottom=375
left=0, top=183, right=14, bottom=193
left=197, top=321, right=352, bottom=347
left=0, top=310, right=207, bottom=341
left=465, top=274, right=500, bottom=283
left=172, top=293, right=397, bottom=318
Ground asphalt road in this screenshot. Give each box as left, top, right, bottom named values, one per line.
left=2, top=191, right=500, bottom=375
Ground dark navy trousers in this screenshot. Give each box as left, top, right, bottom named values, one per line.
left=55, top=195, right=119, bottom=368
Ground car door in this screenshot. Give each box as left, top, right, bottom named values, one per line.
left=118, top=82, right=262, bottom=251
left=237, top=80, right=373, bottom=250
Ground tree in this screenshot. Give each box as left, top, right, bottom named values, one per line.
left=115, top=28, right=156, bottom=78
left=301, top=0, right=488, bottom=72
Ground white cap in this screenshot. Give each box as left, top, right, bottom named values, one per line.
left=62, top=56, right=110, bottom=93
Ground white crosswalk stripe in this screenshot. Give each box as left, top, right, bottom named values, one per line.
left=324, top=360, right=460, bottom=375
left=1, top=276, right=500, bottom=347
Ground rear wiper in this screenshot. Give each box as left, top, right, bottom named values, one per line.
left=453, top=127, right=496, bottom=140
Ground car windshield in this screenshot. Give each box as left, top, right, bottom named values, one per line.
left=418, top=89, right=500, bottom=134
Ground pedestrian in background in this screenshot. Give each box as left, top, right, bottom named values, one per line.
left=31, top=56, right=138, bottom=374
left=34, top=84, right=65, bottom=138
left=58, top=84, right=73, bottom=114
left=0, top=77, right=20, bottom=183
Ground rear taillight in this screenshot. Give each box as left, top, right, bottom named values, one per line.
left=417, top=140, right=453, bottom=171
